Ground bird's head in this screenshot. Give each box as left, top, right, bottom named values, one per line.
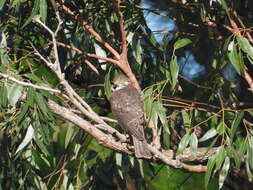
left=111, top=74, right=131, bottom=91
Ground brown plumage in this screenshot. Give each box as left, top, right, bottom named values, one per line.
left=110, top=74, right=151, bottom=158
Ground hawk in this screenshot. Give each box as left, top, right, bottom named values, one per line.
left=110, top=74, right=151, bottom=158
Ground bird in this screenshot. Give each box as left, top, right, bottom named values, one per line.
left=109, top=74, right=152, bottom=159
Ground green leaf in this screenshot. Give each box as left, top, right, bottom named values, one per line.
left=0, top=85, right=8, bottom=107
left=226, top=146, right=240, bottom=169
left=215, top=146, right=225, bottom=171
left=205, top=155, right=216, bottom=189
left=237, top=37, right=253, bottom=59
left=170, top=56, right=179, bottom=90
left=6, top=83, right=23, bottom=107
left=115, top=153, right=123, bottom=179
left=219, top=0, right=230, bottom=17
left=246, top=159, right=253, bottom=181
left=174, top=38, right=192, bottom=50
left=143, top=87, right=154, bottom=117
left=22, top=0, right=40, bottom=28
left=133, top=38, right=142, bottom=65
left=237, top=140, right=247, bottom=169
left=155, top=101, right=168, bottom=129
left=199, top=128, right=217, bottom=142
left=0, top=0, right=6, bottom=10
left=228, top=41, right=244, bottom=76
left=94, top=43, right=107, bottom=63
left=31, top=148, right=51, bottom=177
left=217, top=122, right=226, bottom=135
left=182, top=111, right=191, bottom=128
left=230, top=112, right=244, bottom=139
left=15, top=123, right=34, bottom=154
left=248, top=140, right=253, bottom=171
left=34, top=92, right=49, bottom=118
left=177, top=132, right=191, bottom=155
left=104, top=69, right=112, bottom=99
left=40, top=0, right=47, bottom=23
left=189, top=133, right=198, bottom=155
left=219, top=156, right=230, bottom=189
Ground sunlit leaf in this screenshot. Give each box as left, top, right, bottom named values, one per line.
left=0, top=0, right=6, bottom=10
left=182, top=111, right=190, bottom=128
left=15, top=123, right=34, bottom=154
left=217, top=122, right=226, bottom=135
left=174, top=38, right=192, bottom=50
left=177, top=132, right=191, bottom=155
left=170, top=56, right=179, bottom=90
left=94, top=43, right=107, bottom=63
left=237, top=37, right=253, bottom=59
left=199, top=128, right=217, bottom=142
left=246, top=159, right=253, bottom=181
left=189, top=133, right=198, bottom=155
left=228, top=41, right=244, bottom=76
left=219, top=156, right=230, bottom=189
left=116, top=153, right=123, bottom=179
left=6, top=83, right=23, bottom=107
left=215, top=146, right=225, bottom=171
left=40, top=0, right=47, bottom=23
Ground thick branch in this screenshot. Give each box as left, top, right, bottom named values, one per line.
left=48, top=99, right=131, bottom=153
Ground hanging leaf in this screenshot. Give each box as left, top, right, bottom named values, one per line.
left=15, top=123, right=34, bottom=154
left=189, top=133, right=198, bottom=155
left=177, top=132, right=191, bottom=155
left=237, top=37, right=253, bottom=59
left=6, top=83, right=23, bottom=107
left=0, top=0, right=6, bottom=10
left=219, top=157, right=230, bottom=189
left=170, top=56, right=179, bottom=90
left=39, top=0, right=47, bottom=23
left=104, top=68, right=112, bottom=99
left=22, top=0, right=40, bottom=28
left=215, top=146, right=225, bottom=170
left=199, top=128, right=217, bottom=142
left=219, top=0, right=230, bottom=17
left=228, top=41, right=244, bottom=76
left=173, top=38, right=192, bottom=50
left=205, top=155, right=216, bottom=189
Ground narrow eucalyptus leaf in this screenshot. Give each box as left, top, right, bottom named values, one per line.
left=205, top=156, right=216, bottom=189
left=199, top=128, right=217, bottom=142
left=7, top=83, right=23, bottom=107
left=177, top=132, right=191, bottom=155
left=170, top=56, right=179, bottom=90
left=39, top=0, right=47, bottom=23
left=15, top=123, right=34, bottom=154
left=189, top=133, right=198, bottom=155
left=22, top=0, right=40, bottom=28
left=174, top=38, right=192, bottom=50
left=237, top=37, right=253, bottom=58
left=104, top=69, right=112, bottom=99
left=219, top=157, right=230, bottom=189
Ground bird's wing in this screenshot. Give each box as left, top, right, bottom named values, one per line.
left=110, top=86, right=145, bottom=141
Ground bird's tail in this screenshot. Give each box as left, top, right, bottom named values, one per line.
left=132, top=136, right=152, bottom=159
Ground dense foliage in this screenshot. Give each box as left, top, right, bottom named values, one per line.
left=0, top=0, right=253, bottom=189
